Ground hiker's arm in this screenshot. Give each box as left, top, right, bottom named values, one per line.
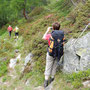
left=42, top=27, right=51, bottom=39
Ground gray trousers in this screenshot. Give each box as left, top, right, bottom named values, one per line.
left=44, top=52, right=58, bottom=78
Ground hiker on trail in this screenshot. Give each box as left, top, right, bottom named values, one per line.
left=7, top=25, right=13, bottom=37
left=13, top=26, right=19, bottom=39
left=42, top=22, right=64, bottom=88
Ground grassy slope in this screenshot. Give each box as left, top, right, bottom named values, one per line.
left=0, top=0, right=90, bottom=89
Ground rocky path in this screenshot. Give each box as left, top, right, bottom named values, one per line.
left=34, top=82, right=54, bottom=90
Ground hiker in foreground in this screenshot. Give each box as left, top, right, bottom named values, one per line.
left=7, top=25, right=13, bottom=37
left=42, top=22, right=64, bottom=88
left=13, top=26, right=19, bottom=39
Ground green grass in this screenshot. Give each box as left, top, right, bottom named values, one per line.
left=64, top=69, right=90, bottom=89
left=53, top=69, right=90, bottom=89
left=0, top=59, right=9, bottom=77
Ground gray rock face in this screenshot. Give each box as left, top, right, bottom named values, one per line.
left=82, top=80, right=90, bottom=87
left=21, top=53, right=33, bottom=75
left=24, top=53, right=33, bottom=66
left=62, top=32, right=90, bottom=73
left=9, top=54, right=21, bottom=69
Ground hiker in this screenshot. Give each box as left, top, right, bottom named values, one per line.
left=7, top=25, right=13, bottom=37
left=42, top=22, right=64, bottom=88
left=13, top=26, right=19, bottom=39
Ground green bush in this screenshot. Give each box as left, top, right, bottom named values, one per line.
left=72, top=80, right=83, bottom=88
left=2, top=77, right=7, bottom=82
left=66, top=69, right=90, bottom=88
left=17, top=18, right=27, bottom=25
left=29, top=6, right=44, bottom=17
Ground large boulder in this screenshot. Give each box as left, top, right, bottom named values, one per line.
left=9, top=54, right=21, bottom=69
left=24, top=53, right=33, bottom=66
left=62, top=32, right=90, bottom=73
left=21, top=53, right=33, bottom=77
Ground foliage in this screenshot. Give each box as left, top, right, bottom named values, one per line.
left=49, top=0, right=72, bottom=17
left=66, top=69, right=90, bottom=88
left=0, top=59, right=9, bottom=77
left=29, top=6, right=45, bottom=17
left=72, top=80, right=83, bottom=88
left=61, top=0, right=90, bottom=39
left=0, top=0, right=47, bottom=28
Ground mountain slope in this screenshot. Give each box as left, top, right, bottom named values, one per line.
left=0, top=0, right=90, bottom=90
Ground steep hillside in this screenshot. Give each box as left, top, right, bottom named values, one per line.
left=0, top=0, right=90, bottom=90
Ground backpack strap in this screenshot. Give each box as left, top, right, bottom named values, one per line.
left=48, top=36, right=54, bottom=53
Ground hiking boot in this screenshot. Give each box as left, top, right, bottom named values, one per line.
left=49, top=78, right=54, bottom=84
left=44, top=80, right=48, bottom=88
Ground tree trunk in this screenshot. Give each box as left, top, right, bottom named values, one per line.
left=23, top=0, right=27, bottom=19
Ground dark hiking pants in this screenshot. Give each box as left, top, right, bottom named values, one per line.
left=9, top=31, right=12, bottom=37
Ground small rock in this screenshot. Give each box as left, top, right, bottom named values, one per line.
left=34, top=86, right=44, bottom=90
left=16, top=54, right=21, bottom=60
left=15, top=49, right=19, bottom=53
left=45, top=82, right=53, bottom=90
left=9, top=58, right=17, bottom=69
left=82, top=80, right=90, bottom=87
left=25, top=80, right=30, bottom=86
left=24, top=53, right=33, bottom=66
left=3, top=57, right=7, bottom=61
left=9, top=74, right=16, bottom=79
left=15, top=88, right=17, bottom=90
left=4, top=39, right=6, bottom=41
left=9, top=54, right=21, bottom=69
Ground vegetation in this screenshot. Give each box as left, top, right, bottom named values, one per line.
left=0, top=0, right=90, bottom=89
left=0, top=59, right=9, bottom=77
left=0, top=0, right=47, bottom=28
left=67, top=69, right=90, bottom=88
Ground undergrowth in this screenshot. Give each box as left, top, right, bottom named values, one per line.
left=66, top=69, right=90, bottom=88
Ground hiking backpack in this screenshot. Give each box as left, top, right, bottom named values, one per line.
left=48, top=30, right=64, bottom=62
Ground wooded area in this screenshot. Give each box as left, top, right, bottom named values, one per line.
left=0, top=0, right=87, bottom=28
left=0, top=0, right=47, bottom=28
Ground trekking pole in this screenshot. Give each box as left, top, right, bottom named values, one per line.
left=72, top=23, right=90, bottom=45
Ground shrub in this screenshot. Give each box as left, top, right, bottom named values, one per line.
left=66, top=69, right=90, bottom=88
left=2, top=77, right=7, bottom=82
left=17, top=18, right=27, bottom=25
left=72, top=80, right=83, bottom=88
left=0, top=59, right=9, bottom=77
left=29, top=6, right=44, bottom=17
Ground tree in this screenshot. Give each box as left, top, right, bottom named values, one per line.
left=23, top=0, right=27, bottom=19
left=0, top=0, right=47, bottom=27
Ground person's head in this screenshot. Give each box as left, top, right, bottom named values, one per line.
left=52, top=22, right=60, bottom=30
left=16, top=26, right=18, bottom=29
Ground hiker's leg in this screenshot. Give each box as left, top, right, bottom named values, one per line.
left=44, top=52, right=54, bottom=80
left=51, top=59, right=58, bottom=78
left=10, top=31, right=12, bottom=37
left=49, top=60, right=57, bottom=84
left=15, top=33, right=17, bottom=38
left=17, top=33, right=18, bottom=39
left=44, top=52, right=54, bottom=88
left=9, top=31, right=11, bottom=37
